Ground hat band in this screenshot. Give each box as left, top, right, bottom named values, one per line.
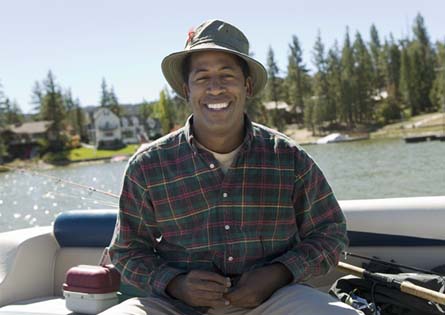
left=188, top=38, right=249, bottom=55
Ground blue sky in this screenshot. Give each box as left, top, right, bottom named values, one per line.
left=0, top=0, right=443, bottom=113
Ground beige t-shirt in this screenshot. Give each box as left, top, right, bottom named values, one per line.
left=195, top=141, right=241, bottom=174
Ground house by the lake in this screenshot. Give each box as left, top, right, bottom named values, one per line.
left=87, top=107, right=161, bottom=149
left=0, top=121, right=56, bottom=159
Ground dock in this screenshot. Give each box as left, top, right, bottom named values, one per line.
left=404, top=134, right=444, bottom=143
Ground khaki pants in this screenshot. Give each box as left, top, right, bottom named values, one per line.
left=99, top=283, right=363, bottom=315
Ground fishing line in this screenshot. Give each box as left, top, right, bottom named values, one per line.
left=47, top=186, right=119, bottom=204
left=45, top=191, right=118, bottom=208
left=0, top=165, right=120, bottom=199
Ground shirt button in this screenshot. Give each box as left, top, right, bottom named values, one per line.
left=209, top=163, right=215, bottom=169
left=224, top=225, right=230, bottom=230
left=228, top=256, right=234, bottom=262
left=223, top=192, right=228, bottom=198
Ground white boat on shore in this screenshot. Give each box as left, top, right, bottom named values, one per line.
left=316, top=133, right=370, bottom=144
left=1, top=196, right=444, bottom=314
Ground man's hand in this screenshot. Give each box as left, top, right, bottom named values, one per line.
left=166, top=270, right=231, bottom=308
left=224, top=263, right=293, bottom=308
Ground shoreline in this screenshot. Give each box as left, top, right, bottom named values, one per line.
left=1, top=114, right=443, bottom=172
left=0, top=155, right=131, bottom=172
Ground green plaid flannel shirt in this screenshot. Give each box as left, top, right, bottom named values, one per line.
left=110, top=115, right=348, bottom=312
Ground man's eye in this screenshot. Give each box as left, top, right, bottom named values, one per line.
left=195, top=77, right=208, bottom=82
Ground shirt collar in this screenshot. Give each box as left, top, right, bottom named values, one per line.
left=183, top=114, right=254, bottom=153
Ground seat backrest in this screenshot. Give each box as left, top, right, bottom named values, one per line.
left=52, top=210, right=117, bottom=295
left=53, top=209, right=117, bottom=248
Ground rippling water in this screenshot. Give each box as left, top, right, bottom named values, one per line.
left=0, top=161, right=126, bottom=232
left=304, top=138, right=445, bottom=199
left=0, top=138, right=444, bottom=232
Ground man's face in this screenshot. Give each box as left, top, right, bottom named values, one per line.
left=183, top=50, right=252, bottom=138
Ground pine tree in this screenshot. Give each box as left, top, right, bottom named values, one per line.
left=430, top=41, right=445, bottom=112
left=108, top=87, right=122, bottom=117
left=266, top=46, right=284, bottom=130
left=400, top=41, right=421, bottom=116
left=340, top=27, right=355, bottom=127
left=375, top=36, right=403, bottom=124
left=286, top=35, right=307, bottom=120
left=410, top=13, right=435, bottom=112
left=41, top=71, right=66, bottom=150
left=74, top=98, right=87, bottom=141
left=382, top=35, right=402, bottom=100
left=100, top=78, right=110, bottom=107
left=64, top=89, right=77, bottom=133
left=353, top=31, right=374, bottom=123
left=99, top=78, right=122, bottom=116
left=369, top=24, right=385, bottom=94
left=326, top=41, right=342, bottom=124
left=31, top=81, right=44, bottom=116
left=4, top=98, right=23, bottom=124
left=310, top=31, right=331, bottom=132
left=266, top=46, right=280, bottom=103
left=64, top=89, right=76, bottom=112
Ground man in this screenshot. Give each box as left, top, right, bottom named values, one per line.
left=101, top=19, right=362, bottom=315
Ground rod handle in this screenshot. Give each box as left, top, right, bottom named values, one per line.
left=337, top=261, right=364, bottom=277
left=401, top=280, right=445, bottom=305
left=337, top=261, right=445, bottom=305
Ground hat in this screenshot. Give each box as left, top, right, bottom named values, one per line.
left=161, top=19, right=267, bottom=98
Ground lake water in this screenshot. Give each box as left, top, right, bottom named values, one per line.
left=0, top=138, right=444, bottom=232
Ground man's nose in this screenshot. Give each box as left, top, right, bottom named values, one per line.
left=206, top=77, right=225, bottom=95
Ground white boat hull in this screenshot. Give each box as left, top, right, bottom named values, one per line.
left=1, top=196, right=444, bottom=314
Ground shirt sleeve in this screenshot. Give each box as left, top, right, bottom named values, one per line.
left=272, top=149, right=348, bottom=283
left=109, top=156, right=186, bottom=297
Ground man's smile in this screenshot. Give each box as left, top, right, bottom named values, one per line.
left=205, top=102, right=230, bottom=110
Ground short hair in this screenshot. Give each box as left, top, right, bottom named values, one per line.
left=182, top=53, right=250, bottom=84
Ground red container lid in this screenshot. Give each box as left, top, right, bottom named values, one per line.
left=63, top=264, right=120, bottom=294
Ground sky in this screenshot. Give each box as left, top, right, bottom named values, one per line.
left=0, top=0, right=444, bottom=113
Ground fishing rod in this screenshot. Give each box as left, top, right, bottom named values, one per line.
left=0, top=165, right=119, bottom=199
left=338, top=261, right=445, bottom=305
left=343, top=251, right=444, bottom=276
left=46, top=190, right=119, bottom=208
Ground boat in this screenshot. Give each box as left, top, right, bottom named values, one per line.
left=109, top=155, right=129, bottom=163
left=404, top=134, right=445, bottom=143
left=0, top=195, right=444, bottom=314
left=316, top=133, right=369, bottom=144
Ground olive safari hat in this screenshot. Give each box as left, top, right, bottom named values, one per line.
left=161, top=19, right=267, bottom=98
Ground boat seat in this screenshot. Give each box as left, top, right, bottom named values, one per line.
left=0, top=210, right=118, bottom=315
left=0, top=297, right=73, bottom=315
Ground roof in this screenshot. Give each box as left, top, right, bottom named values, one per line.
left=263, top=101, right=302, bottom=113
left=8, top=121, right=53, bottom=134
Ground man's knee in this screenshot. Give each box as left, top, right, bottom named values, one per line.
left=98, top=297, right=148, bottom=315
left=258, top=283, right=363, bottom=315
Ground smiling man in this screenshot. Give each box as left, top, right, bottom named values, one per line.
left=101, top=20, right=362, bottom=315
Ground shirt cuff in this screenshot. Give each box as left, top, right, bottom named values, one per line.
left=151, top=266, right=186, bottom=297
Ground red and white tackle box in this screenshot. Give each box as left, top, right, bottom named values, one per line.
left=63, top=264, right=120, bottom=314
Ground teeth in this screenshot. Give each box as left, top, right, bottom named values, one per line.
left=207, top=102, right=229, bottom=109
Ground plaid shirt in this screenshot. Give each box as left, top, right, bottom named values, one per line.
left=110, top=115, right=348, bottom=313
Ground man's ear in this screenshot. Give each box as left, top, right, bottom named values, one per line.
left=182, top=83, right=190, bottom=101
left=245, top=77, right=253, bottom=97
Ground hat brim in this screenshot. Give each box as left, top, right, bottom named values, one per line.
left=161, top=43, right=267, bottom=99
